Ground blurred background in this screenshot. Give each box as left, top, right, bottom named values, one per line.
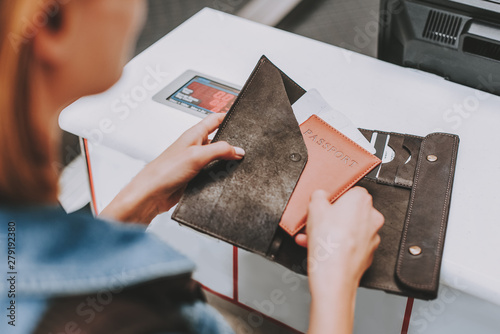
left=136, top=0, right=380, bottom=57
left=63, top=0, right=500, bottom=166
left=61, top=0, right=380, bottom=178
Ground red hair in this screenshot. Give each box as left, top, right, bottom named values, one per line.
left=0, top=0, right=59, bottom=204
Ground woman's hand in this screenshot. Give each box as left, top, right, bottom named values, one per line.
left=297, top=187, right=383, bottom=284
left=100, top=113, right=244, bottom=224
left=302, top=187, right=384, bottom=334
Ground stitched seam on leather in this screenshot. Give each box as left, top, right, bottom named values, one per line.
left=394, top=181, right=412, bottom=188
left=175, top=57, right=296, bottom=254
left=375, top=179, right=395, bottom=186
left=396, top=133, right=458, bottom=290
left=312, top=116, right=381, bottom=170
left=286, top=116, right=381, bottom=235
left=396, top=134, right=428, bottom=289
left=215, top=59, right=266, bottom=139
left=393, top=132, right=425, bottom=140
left=361, top=282, right=401, bottom=291
left=278, top=69, right=306, bottom=94
left=431, top=135, right=458, bottom=285
left=281, top=220, right=297, bottom=235
left=174, top=59, right=268, bottom=215
left=362, top=281, right=432, bottom=299
left=173, top=216, right=266, bottom=256
left=358, top=129, right=424, bottom=140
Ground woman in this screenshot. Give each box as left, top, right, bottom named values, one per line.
left=0, top=0, right=384, bottom=333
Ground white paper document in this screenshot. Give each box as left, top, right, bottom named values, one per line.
left=292, top=89, right=376, bottom=154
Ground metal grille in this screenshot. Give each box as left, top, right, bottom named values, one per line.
left=422, top=10, right=462, bottom=45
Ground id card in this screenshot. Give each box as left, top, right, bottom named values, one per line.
left=153, top=70, right=241, bottom=118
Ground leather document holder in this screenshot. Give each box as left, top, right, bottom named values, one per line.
left=172, top=56, right=460, bottom=300
left=279, top=115, right=381, bottom=236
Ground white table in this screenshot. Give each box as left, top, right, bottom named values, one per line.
left=60, top=8, right=500, bottom=333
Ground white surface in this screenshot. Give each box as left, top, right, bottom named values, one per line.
left=85, top=142, right=146, bottom=212
left=59, top=8, right=500, bottom=307
left=409, top=286, right=500, bottom=334
left=58, top=155, right=91, bottom=213
left=238, top=248, right=312, bottom=332
left=353, top=288, right=408, bottom=334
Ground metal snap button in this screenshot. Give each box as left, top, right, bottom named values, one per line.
left=290, top=153, right=302, bottom=162
left=427, top=154, right=438, bottom=162
left=409, top=245, right=422, bottom=256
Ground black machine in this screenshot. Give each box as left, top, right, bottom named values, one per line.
left=378, top=0, right=500, bottom=95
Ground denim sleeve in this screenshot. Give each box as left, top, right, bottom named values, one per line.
left=178, top=301, right=235, bottom=334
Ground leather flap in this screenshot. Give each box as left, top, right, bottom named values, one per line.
left=395, top=133, right=459, bottom=297
left=172, top=56, right=308, bottom=256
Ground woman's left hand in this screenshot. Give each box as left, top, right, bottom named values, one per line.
left=100, top=113, right=245, bottom=224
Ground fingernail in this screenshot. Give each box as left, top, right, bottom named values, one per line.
left=234, top=147, right=245, bottom=157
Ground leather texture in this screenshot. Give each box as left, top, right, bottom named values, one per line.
left=173, top=56, right=460, bottom=300
left=396, top=132, right=459, bottom=298
left=172, top=56, right=308, bottom=256
left=279, top=115, right=381, bottom=236
left=274, top=131, right=459, bottom=300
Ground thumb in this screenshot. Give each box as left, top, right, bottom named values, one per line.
left=295, top=233, right=308, bottom=248
left=306, top=190, right=330, bottom=232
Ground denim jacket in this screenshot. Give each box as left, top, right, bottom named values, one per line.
left=0, top=205, right=234, bottom=334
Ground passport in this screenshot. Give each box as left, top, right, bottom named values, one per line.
left=279, top=115, right=382, bottom=236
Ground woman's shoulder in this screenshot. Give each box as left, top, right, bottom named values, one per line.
left=0, top=204, right=195, bottom=298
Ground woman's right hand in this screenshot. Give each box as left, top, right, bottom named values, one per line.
left=300, top=187, right=384, bottom=334
left=303, top=187, right=384, bottom=287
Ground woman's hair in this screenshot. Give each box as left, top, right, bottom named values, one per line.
left=0, top=0, right=60, bottom=204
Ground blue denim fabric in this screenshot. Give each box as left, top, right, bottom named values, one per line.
left=0, top=205, right=234, bottom=334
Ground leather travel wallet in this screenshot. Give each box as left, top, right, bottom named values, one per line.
left=279, top=115, right=381, bottom=236
left=172, top=56, right=460, bottom=300
left=173, top=55, right=308, bottom=257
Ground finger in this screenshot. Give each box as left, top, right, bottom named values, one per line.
left=366, top=253, right=375, bottom=271
left=306, top=190, right=331, bottom=233
left=180, top=113, right=227, bottom=145
left=295, top=233, right=308, bottom=248
left=373, top=234, right=381, bottom=249
left=308, top=189, right=330, bottom=213
left=193, top=141, right=244, bottom=169
left=310, top=189, right=330, bottom=205
left=344, top=186, right=370, bottom=202
left=347, top=186, right=369, bottom=196
left=371, top=210, right=385, bottom=231
left=366, top=235, right=381, bottom=264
